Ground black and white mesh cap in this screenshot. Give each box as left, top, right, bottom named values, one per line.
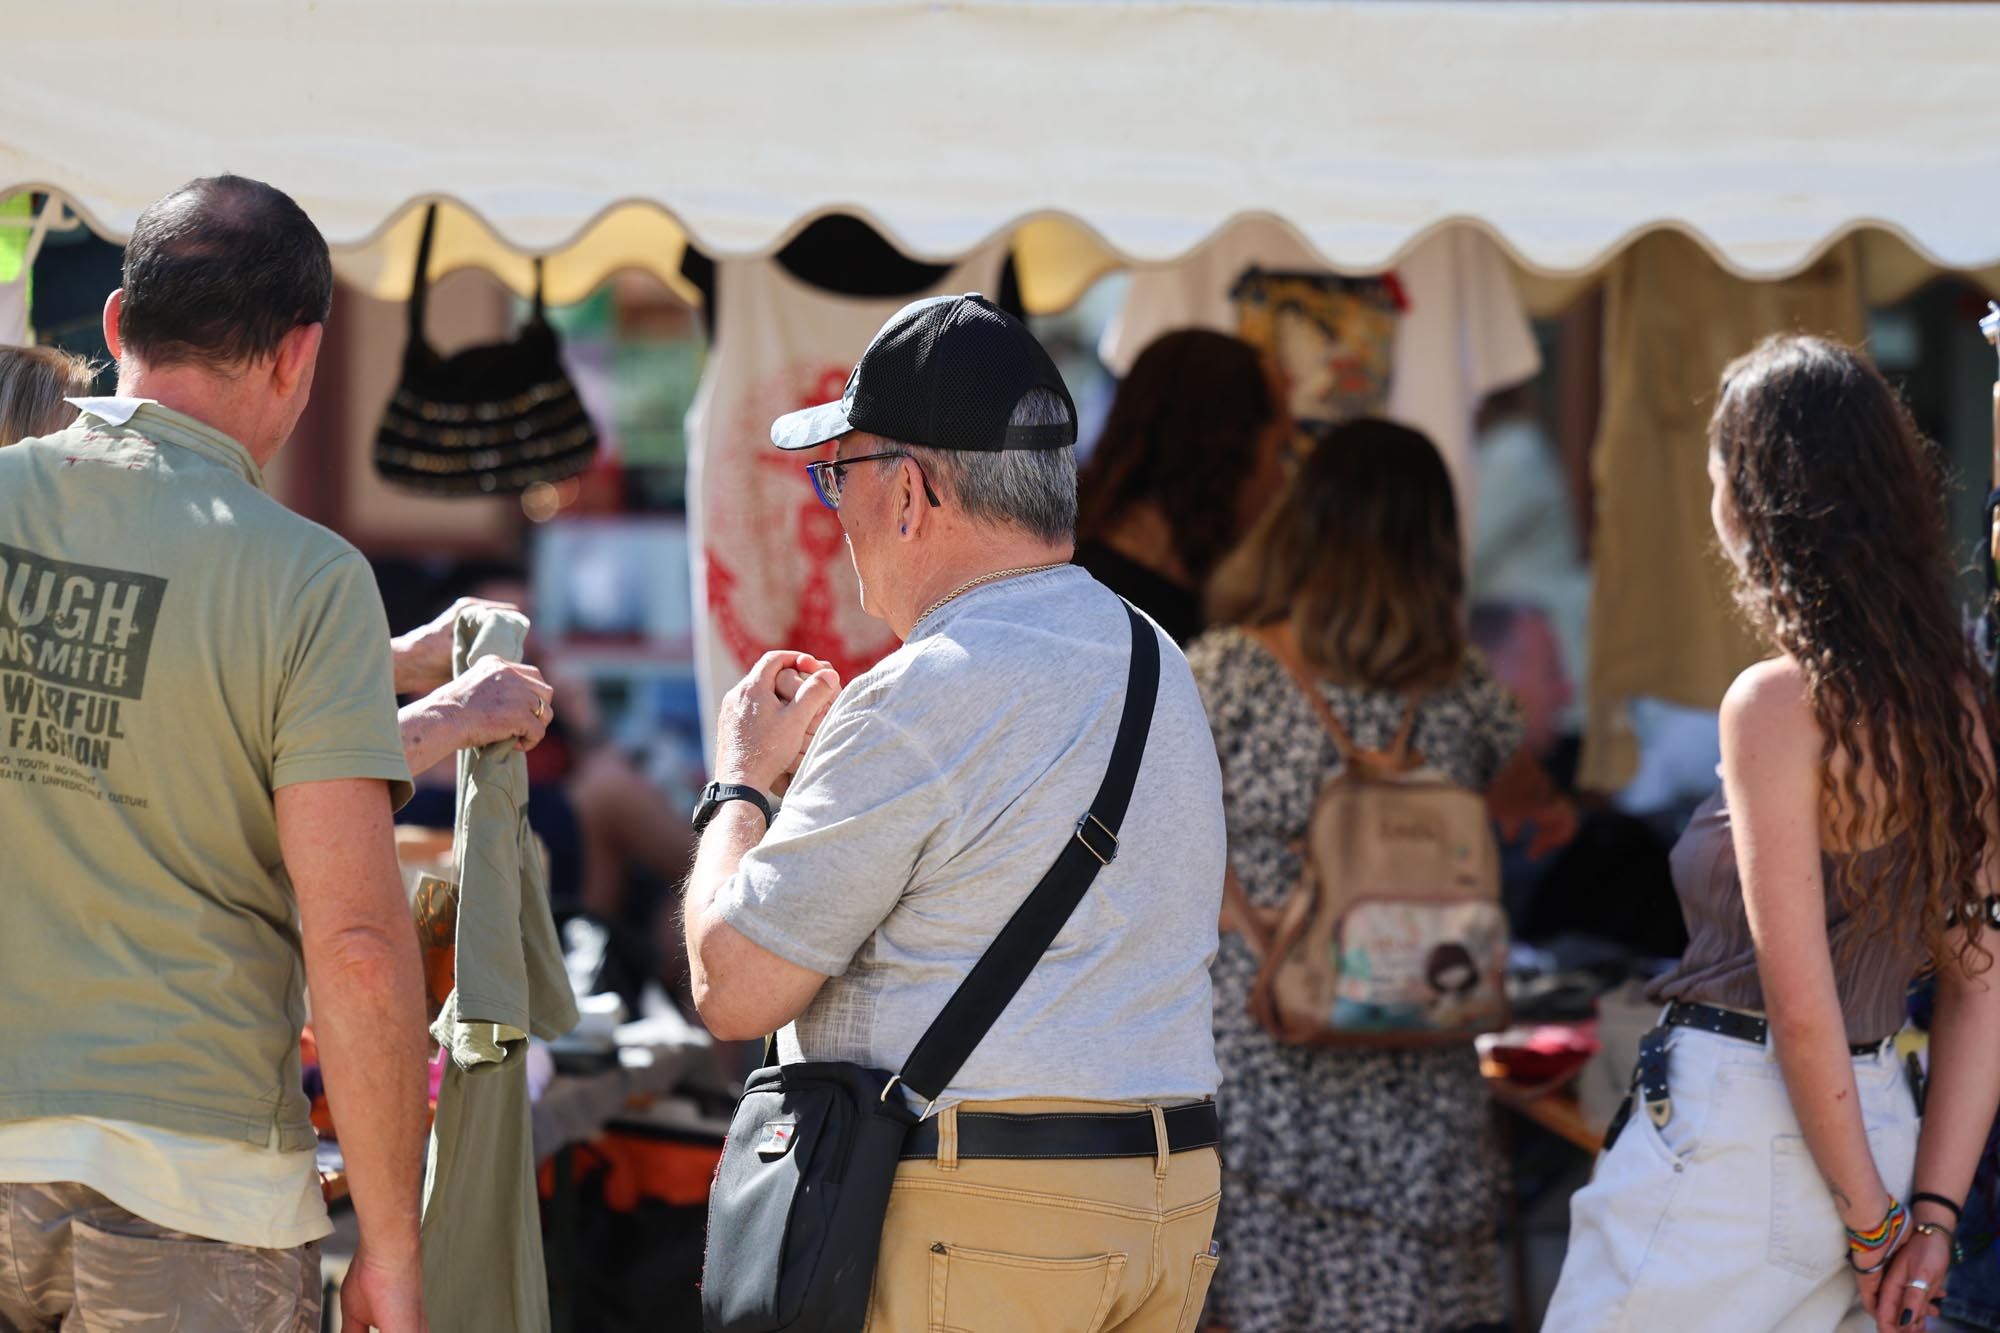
left=770, top=293, right=1078, bottom=452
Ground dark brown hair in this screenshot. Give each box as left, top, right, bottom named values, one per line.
left=1712, top=334, right=1995, bottom=974
left=0, top=345, right=96, bottom=445
left=1209, top=417, right=1465, bottom=691
left=1076, top=329, right=1276, bottom=586
left=120, top=175, right=331, bottom=370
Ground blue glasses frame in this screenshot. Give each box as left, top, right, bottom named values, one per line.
left=805, top=451, right=942, bottom=512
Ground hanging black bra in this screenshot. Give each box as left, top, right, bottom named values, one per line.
left=373, top=204, right=598, bottom=495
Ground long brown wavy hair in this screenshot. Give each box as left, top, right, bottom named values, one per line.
left=1077, top=329, right=1278, bottom=587
left=1208, top=417, right=1465, bottom=691
left=1712, top=335, right=1996, bottom=974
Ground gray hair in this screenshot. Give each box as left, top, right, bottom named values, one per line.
left=881, top=389, right=1077, bottom=543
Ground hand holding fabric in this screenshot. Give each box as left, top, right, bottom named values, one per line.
left=392, top=597, right=517, bottom=694
left=435, top=656, right=555, bottom=752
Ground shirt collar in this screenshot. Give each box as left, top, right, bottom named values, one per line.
left=66, top=396, right=150, bottom=427
left=66, top=396, right=267, bottom=490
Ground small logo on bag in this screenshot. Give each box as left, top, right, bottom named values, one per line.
left=755, top=1119, right=799, bottom=1158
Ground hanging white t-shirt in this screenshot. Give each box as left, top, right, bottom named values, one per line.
left=685, top=245, right=1009, bottom=750
left=1100, top=219, right=1539, bottom=528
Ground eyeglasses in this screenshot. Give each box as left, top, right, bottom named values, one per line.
left=805, top=450, right=942, bottom=512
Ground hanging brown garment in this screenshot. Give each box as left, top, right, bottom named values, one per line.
left=1580, top=231, right=1866, bottom=791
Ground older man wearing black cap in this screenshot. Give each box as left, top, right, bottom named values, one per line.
left=683, top=294, right=1227, bottom=1330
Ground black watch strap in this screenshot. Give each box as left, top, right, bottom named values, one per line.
left=692, top=781, right=774, bottom=834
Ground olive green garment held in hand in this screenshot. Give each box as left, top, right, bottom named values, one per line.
left=419, top=607, right=579, bottom=1333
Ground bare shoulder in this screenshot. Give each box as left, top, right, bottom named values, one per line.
left=1720, top=657, right=1819, bottom=763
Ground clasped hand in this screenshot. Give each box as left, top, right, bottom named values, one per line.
left=714, top=651, right=842, bottom=798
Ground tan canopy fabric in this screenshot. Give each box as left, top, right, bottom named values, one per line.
left=6, top=1, right=2000, bottom=313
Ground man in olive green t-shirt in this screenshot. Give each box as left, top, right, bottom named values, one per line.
left=0, top=177, right=436, bottom=1333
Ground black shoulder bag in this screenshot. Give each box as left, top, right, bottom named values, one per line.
left=700, top=601, right=1161, bottom=1333
left=373, top=203, right=598, bottom=495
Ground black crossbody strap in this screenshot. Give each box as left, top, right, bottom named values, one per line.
left=897, top=600, right=1160, bottom=1103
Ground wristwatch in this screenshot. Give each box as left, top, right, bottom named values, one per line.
left=692, top=781, right=775, bottom=834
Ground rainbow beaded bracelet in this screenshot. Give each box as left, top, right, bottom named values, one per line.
left=1846, top=1199, right=1909, bottom=1254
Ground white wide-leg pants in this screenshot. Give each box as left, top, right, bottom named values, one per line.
left=1544, top=1023, right=1919, bottom=1333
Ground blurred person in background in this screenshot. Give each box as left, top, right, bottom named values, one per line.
left=1074, top=329, right=1293, bottom=645
left=1471, top=601, right=1685, bottom=962
left=1189, top=420, right=1574, bottom=1333
left=1469, top=382, right=1590, bottom=776
left=0, top=344, right=96, bottom=444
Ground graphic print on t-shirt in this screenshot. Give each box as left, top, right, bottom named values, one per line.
left=0, top=540, right=167, bottom=781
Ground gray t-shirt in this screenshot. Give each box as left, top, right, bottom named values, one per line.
left=715, top=564, right=1224, bottom=1106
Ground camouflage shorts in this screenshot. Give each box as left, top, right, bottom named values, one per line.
left=0, top=1181, right=321, bottom=1332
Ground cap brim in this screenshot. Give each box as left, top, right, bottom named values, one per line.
left=770, top=400, right=854, bottom=451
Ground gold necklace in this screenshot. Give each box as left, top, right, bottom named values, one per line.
left=915, top=562, right=1069, bottom=626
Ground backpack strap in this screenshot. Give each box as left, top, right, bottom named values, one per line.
left=1248, top=624, right=1419, bottom=767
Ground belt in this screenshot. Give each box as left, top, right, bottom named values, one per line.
left=1662, top=1001, right=1888, bottom=1058
left=1623, top=1001, right=1890, bottom=1138
left=901, top=1102, right=1220, bottom=1161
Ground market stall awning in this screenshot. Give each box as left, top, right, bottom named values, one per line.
left=5, top=1, right=2000, bottom=311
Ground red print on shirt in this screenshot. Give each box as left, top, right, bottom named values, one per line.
left=705, top=365, right=901, bottom=686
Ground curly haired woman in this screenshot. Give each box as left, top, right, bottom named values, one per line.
left=1546, top=336, right=2000, bottom=1332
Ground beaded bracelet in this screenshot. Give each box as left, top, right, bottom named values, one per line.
left=1846, top=1199, right=1909, bottom=1255
left=1849, top=1245, right=1899, bottom=1275
left=1847, top=1205, right=1912, bottom=1277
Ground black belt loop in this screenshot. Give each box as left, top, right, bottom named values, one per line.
left=1636, top=1027, right=1673, bottom=1130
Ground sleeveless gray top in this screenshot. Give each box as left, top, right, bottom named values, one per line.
left=1647, top=787, right=1927, bottom=1045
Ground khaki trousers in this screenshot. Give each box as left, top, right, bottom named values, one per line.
left=864, top=1098, right=1222, bottom=1333
left=0, top=1182, right=321, bottom=1333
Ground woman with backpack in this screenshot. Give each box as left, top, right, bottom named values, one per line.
left=1544, top=335, right=2000, bottom=1332
left=1187, top=418, right=1575, bottom=1333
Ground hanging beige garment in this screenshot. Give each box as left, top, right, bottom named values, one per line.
left=1580, top=231, right=1865, bottom=791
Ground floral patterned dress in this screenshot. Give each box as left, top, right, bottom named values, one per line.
left=1186, top=629, right=1523, bottom=1333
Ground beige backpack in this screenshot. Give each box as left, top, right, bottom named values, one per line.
left=1225, top=627, right=1509, bottom=1048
